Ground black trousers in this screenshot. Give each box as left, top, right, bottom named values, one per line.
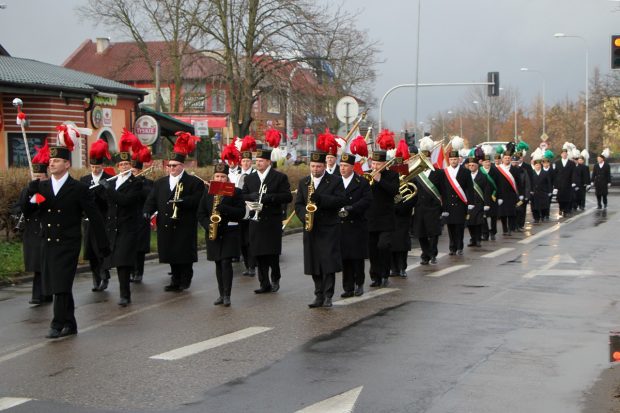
left=467, top=224, right=482, bottom=244
left=312, top=272, right=335, bottom=300
left=542, top=208, right=550, bottom=219
left=342, top=259, right=365, bottom=293
left=558, top=200, right=572, bottom=215
left=578, top=187, right=587, bottom=209
left=241, top=243, right=256, bottom=270
left=482, top=216, right=497, bottom=238
left=215, top=258, right=233, bottom=297
left=597, top=194, right=608, bottom=207
left=390, top=251, right=408, bottom=273
left=256, top=254, right=280, bottom=289
left=368, top=231, right=391, bottom=281
left=89, top=255, right=109, bottom=286
left=419, top=236, right=438, bottom=261
left=170, top=263, right=194, bottom=288
left=135, top=251, right=146, bottom=276
left=51, top=292, right=77, bottom=331
left=532, top=209, right=543, bottom=222
left=31, top=271, right=52, bottom=301
left=500, top=216, right=516, bottom=232
left=117, top=266, right=131, bottom=300
left=516, top=202, right=528, bottom=228
left=446, top=224, right=465, bottom=252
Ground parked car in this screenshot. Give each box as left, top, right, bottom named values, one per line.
left=610, top=163, right=620, bottom=187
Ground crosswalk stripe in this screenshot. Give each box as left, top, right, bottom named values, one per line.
left=295, top=386, right=363, bottom=413
left=150, top=326, right=272, bottom=361
left=333, top=288, right=399, bottom=306
left=405, top=252, right=447, bottom=271
left=481, top=247, right=514, bottom=258
left=425, top=264, right=470, bottom=278
left=0, top=398, right=32, bottom=410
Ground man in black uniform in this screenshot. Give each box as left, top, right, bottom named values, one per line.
left=366, top=150, right=400, bottom=287
left=338, top=152, right=372, bottom=297
left=575, top=151, right=590, bottom=211
left=100, top=144, right=143, bottom=307
left=80, top=140, right=113, bottom=292
left=236, top=150, right=256, bottom=276
left=542, top=150, right=555, bottom=221
left=480, top=149, right=499, bottom=240
left=325, top=152, right=341, bottom=176
left=591, top=149, right=612, bottom=209
left=530, top=153, right=553, bottom=223
left=144, top=132, right=205, bottom=291
left=390, top=157, right=416, bottom=278
left=553, top=147, right=578, bottom=217
left=130, top=152, right=153, bottom=283
left=511, top=153, right=531, bottom=232
left=496, top=147, right=522, bottom=235
left=466, top=156, right=491, bottom=247
left=242, top=148, right=293, bottom=293
left=295, top=151, right=346, bottom=307
left=441, top=149, right=473, bottom=255
left=22, top=139, right=109, bottom=338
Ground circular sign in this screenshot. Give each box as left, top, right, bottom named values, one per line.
left=335, top=96, right=359, bottom=124
left=91, top=106, right=103, bottom=129
left=134, top=115, right=159, bottom=145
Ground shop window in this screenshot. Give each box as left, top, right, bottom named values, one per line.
left=7, top=133, right=47, bottom=167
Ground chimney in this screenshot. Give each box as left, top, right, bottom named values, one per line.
left=96, top=37, right=110, bottom=54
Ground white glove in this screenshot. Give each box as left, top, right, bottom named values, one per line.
left=552, top=188, right=558, bottom=195
left=574, top=186, right=579, bottom=191
left=467, top=205, right=475, bottom=210
left=609, top=183, right=612, bottom=188
left=498, top=199, right=504, bottom=206
left=441, top=212, right=450, bottom=217
left=571, top=183, right=576, bottom=187
left=483, top=206, right=490, bottom=211
left=586, top=185, right=591, bottom=191
left=548, top=193, right=553, bottom=197
left=519, top=195, right=524, bottom=201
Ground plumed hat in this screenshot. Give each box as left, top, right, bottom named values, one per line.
left=89, top=138, right=111, bottom=165
left=317, top=129, right=340, bottom=155
left=376, top=129, right=396, bottom=151
left=221, top=142, right=241, bottom=166
left=264, top=128, right=281, bottom=149
left=171, top=131, right=200, bottom=162
left=350, top=135, right=368, bottom=158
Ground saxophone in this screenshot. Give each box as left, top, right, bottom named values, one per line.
left=305, top=180, right=317, bottom=232
left=208, top=195, right=222, bottom=240
left=171, top=182, right=183, bottom=220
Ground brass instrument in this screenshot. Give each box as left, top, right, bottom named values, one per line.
left=132, top=165, right=154, bottom=178
left=342, top=109, right=369, bottom=146
left=89, top=169, right=133, bottom=189
left=208, top=195, right=223, bottom=240
left=394, top=152, right=436, bottom=203
left=251, top=183, right=267, bottom=221
left=171, top=182, right=183, bottom=220
left=282, top=210, right=296, bottom=230
left=305, top=180, right=317, bottom=232
left=363, top=158, right=397, bottom=185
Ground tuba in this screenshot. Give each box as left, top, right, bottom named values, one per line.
left=208, top=195, right=223, bottom=240
left=394, top=152, right=435, bottom=203
left=305, top=180, right=317, bottom=232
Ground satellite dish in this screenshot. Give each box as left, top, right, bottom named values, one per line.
left=335, top=96, right=359, bottom=124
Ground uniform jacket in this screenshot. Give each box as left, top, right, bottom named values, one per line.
left=198, top=188, right=245, bottom=261
left=553, top=158, right=577, bottom=202
left=481, top=165, right=499, bottom=217
left=21, top=176, right=109, bottom=294
left=576, top=163, right=590, bottom=188
left=242, top=167, right=292, bottom=256
left=391, top=192, right=415, bottom=252
left=18, top=188, right=43, bottom=272
left=80, top=171, right=112, bottom=260
left=295, top=173, right=346, bottom=275
left=441, top=165, right=473, bottom=225
left=467, top=171, right=491, bottom=226
left=340, top=173, right=372, bottom=260
left=411, top=170, right=443, bottom=238
left=135, top=177, right=153, bottom=253
left=530, top=169, right=552, bottom=211
left=143, top=171, right=205, bottom=264
left=591, top=162, right=611, bottom=196
left=495, top=164, right=521, bottom=217
left=365, top=169, right=399, bottom=232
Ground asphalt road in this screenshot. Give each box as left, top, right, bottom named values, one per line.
left=0, top=191, right=619, bottom=413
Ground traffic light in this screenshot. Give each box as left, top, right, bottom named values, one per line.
left=612, top=36, right=620, bottom=69
left=487, top=72, right=500, bottom=96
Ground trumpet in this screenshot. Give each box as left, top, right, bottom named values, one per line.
left=305, top=180, right=317, bottom=232
left=208, top=195, right=222, bottom=240
left=171, top=182, right=183, bottom=220
left=363, top=158, right=396, bottom=185
left=250, top=183, right=267, bottom=221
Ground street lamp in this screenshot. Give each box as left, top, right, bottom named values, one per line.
left=554, top=32, right=589, bottom=163
left=413, top=0, right=422, bottom=144
left=520, top=67, right=546, bottom=136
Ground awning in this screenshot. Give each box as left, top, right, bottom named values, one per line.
left=173, top=114, right=228, bottom=129
left=139, top=106, right=194, bottom=136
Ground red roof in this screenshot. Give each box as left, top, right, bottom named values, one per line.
left=63, top=40, right=223, bottom=83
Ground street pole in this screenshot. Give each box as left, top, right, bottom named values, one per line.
left=514, top=93, right=518, bottom=139
left=413, top=0, right=421, bottom=144
left=486, top=100, right=491, bottom=142
left=286, top=66, right=299, bottom=141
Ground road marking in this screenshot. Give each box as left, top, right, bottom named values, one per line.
left=523, top=255, right=561, bottom=279
left=481, top=247, right=514, bottom=258
left=295, top=386, right=363, bottom=413
left=0, top=398, right=31, bottom=410
left=405, top=253, right=448, bottom=271
left=527, top=269, right=594, bottom=277
left=0, top=290, right=203, bottom=365
left=425, top=264, right=470, bottom=278
left=150, top=326, right=272, bottom=361
left=519, top=207, right=596, bottom=244
left=333, top=288, right=399, bottom=306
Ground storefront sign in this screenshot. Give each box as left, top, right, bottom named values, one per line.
left=102, top=108, right=112, bottom=127
left=94, top=93, right=118, bottom=106
left=193, top=120, right=209, bottom=136
left=134, top=115, right=159, bottom=145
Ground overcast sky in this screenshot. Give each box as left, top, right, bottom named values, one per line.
left=1, top=0, right=619, bottom=134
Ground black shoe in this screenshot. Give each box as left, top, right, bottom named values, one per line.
left=323, top=297, right=333, bottom=307
left=354, top=285, right=364, bottom=296
left=308, top=298, right=324, bottom=308
left=29, top=298, right=42, bottom=305
left=247, top=269, right=256, bottom=277
left=381, top=278, right=390, bottom=287
left=400, top=270, right=407, bottom=278
left=254, top=286, right=272, bottom=294
left=164, top=284, right=183, bottom=292
left=213, top=297, right=224, bottom=305
left=242, top=268, right=250, bottom=276
left=369, top=280, right=381, bottom=287
left=118, top=297, right=131, bottom=307
left=271, top=282, right=280, bottom=292
left=59, top=326, right=78, bottom=338
left=222, top=296, right=231, bottom=307
left=97, top=279, right=109, bottom=292
left=467, top=242, right=475, bottom=247
left=490, top=234, right=496, bottom=240
left=420, top=259, right=430, bottom=265
left=597, top=205, right=602, bottom=209
left=341, top=291, right=354, bottom=298
left=481, top=235, right=489, bottom=241
left=46, top=328, right=61, bottom=339
left=449, top=251, right=456, bottom=256
left=430, top=257, right=438, bottom=264
left=456, top=250, right=463, bottom=256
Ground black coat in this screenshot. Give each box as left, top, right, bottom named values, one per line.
left=530, top=169, right=552, bottom=211
left=18, top=188, right=43, bottom=272
left=481, top=165, right=499, bottom=217
left=340, top=174, right=372, bottom=260
left=21, top=176, right=109, bottom=295
left=242, top=167, right=292, bottom=256
left=576, top=163, right=590, bottom=188
left=143, top=171, right=205, bottom=264
left=198, top=188, right=245, bottom=261
left=553, top=159, right=577, bottom=202
left=80, top=172, right=112, bottom=260
left=391, top=194, right=415, bottom=252
left=591, top=162, right=611, bottom=196
left=441, top=166, right=473, bottom=225
left=295, top=174, right=346, bottom=275
left=468, top=171, right=491, bottom=226
left=326, top=165, right=341, bottom=176
left=103, top=175, right=143, bottom=268
left=136, top=177, right=153, bottom=253
left=495, top=164, right=521, bottom=217
left=365, top=169, right=400, bottom=232
left=411, top=171, right=443, bottom=238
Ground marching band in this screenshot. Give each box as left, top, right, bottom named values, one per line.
left=17, top=122, right=614, bottom=338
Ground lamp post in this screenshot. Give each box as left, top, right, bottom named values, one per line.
left=473, top=100, right=490, bottom=142
left=554, top=33, right=589, bottom=163
left=413, top=0, right=422, bottom=145
left=520, top=67, right=546, bottom=136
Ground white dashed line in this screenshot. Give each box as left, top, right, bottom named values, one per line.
left=425, top=265, right=470, bottom=278
left=0, top=398, right=32, bottom=410
left=333, top=288, right=399, bottom=306
left=481, top=247, right=515, bottom=258
left=295, top=386, right=363, bottom=413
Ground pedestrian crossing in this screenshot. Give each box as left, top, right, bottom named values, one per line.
left=0, top=398, right=31, bottom=411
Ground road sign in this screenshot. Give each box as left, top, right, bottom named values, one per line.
left=335, top=96, right=359, bottom=124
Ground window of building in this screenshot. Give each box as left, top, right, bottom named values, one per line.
left=7, top=133, right=47, bottom=167
left=212, top=90, right=227, bottom=113
left=266, top=94, right=280, bottom=114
